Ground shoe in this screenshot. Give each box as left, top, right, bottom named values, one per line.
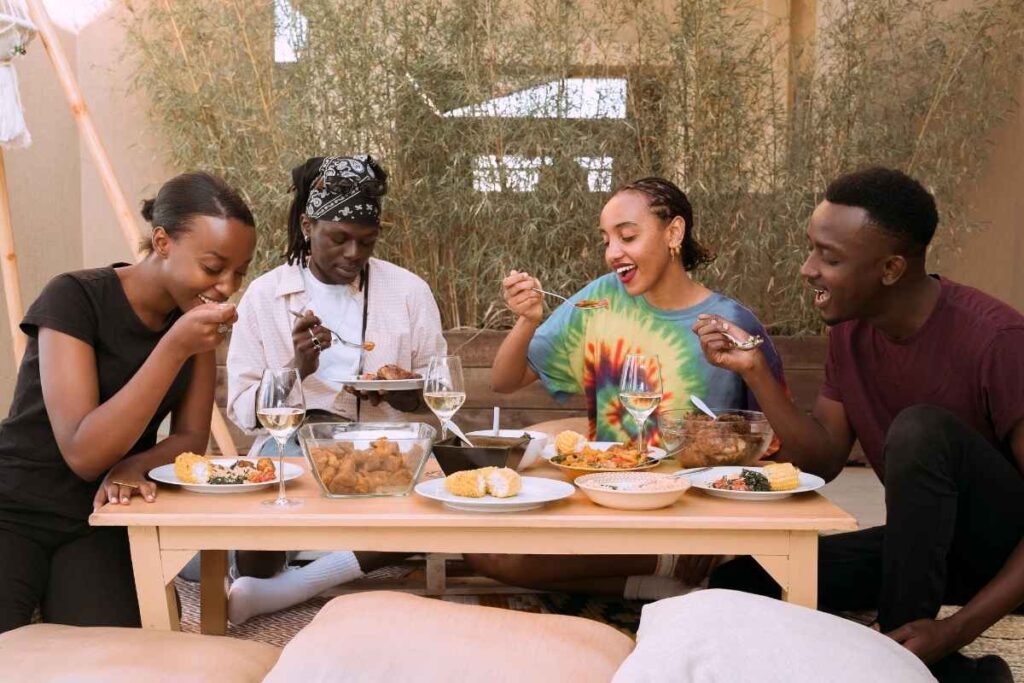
left=931, top=652, right=1013, bottom=683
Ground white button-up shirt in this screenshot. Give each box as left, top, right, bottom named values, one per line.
left=226, top=258, right=447, bottom=452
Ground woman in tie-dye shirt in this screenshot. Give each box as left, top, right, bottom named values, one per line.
left=492, top=177, right=785, bottom=445
left=468, top=177, right=785, bottom=600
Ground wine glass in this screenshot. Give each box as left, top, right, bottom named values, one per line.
left=256, top=368, right=306, bottom=508
left=618, top=354, right=663, bottom=455
left=423, top=355, right=466, bottom=441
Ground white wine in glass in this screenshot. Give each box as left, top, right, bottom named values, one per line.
left=618, top=354, right=663, bottom=455
left=257, top=368, right=306, bottom=508
left=423, top=355, right=466, bottom=440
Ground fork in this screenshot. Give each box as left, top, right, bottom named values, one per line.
left=288, top=310, right=374, bottom=351
left=722, top=331, right=764, bottom=351
left=530, top=288, right=608, bottom=310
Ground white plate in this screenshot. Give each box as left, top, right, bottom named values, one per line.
left=466, top=429, right=549, bottom=470
left=541, top=441, right=669, bottom=463
left=148, top=458, right=304, bottom=494
left=689, top=466, right=825, bottom=500
left=330, top=376, right=425, bottom=391
left=414, top=476, right=575, bottom=513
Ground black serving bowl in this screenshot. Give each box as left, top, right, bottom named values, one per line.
left=432, top=434, right=532, bottom=475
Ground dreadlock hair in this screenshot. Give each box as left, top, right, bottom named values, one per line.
left=613, top=177, right=714, bottom=271
left=285, top=157, right=325, bottom=266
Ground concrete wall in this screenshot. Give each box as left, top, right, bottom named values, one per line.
left=1, top=27, right=83, bottom=415
left=0, top=2, right=1021, bottom=417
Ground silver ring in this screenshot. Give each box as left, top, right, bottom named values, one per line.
left=309, top=328, right=322, bottom=352
left=217, top=323, right=230, bottom=335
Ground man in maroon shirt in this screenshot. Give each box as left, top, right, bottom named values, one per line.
left=694, top=167, right=1023, bottom=683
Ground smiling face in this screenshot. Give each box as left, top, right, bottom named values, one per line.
left=155, top=214, right=256, bottom=310
left=800, top=200, right=907, bottom=325
left=303, top=216, right=380, bottom=285
left=599, top=190, right=683, bottom=296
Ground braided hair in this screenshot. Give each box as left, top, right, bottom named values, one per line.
left=614, top=177, right=714, bottom=271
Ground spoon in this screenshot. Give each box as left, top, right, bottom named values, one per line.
left=530, top=288, right=609, bottom=310
left=289, top=310, right=375, bottom=351
left=444, top=419, right=475, bottom=448
left=601, top=467, right=712, bottom=491
left=689, top=395, right=718, bottom=420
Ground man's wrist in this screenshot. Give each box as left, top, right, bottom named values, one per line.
left=945, top=607, right=988, bottom=649
left=738, top=351, right=772, bottom=383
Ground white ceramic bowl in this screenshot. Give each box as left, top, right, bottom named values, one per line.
left=467, top=429, right=549, bottom=471
left=574, top=472, right=690, bottom=510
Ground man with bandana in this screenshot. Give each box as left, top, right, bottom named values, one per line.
left=222, top=155, right=446, bottom=624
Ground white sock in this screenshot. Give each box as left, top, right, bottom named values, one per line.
left=228, top=551, right=364, bottom=625
left=623, top=575, right=699, bottom=601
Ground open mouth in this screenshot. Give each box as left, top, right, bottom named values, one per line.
left=812, top=287, right=831, bottom=308
left=614, top=263, right=637, bottom=284
left=197, top=294, right=224, bottom=305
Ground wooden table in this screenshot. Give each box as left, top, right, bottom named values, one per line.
left=90, top=456, right=857, bottom=633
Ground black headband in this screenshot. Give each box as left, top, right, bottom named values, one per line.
left=305, top=155, right=384, bottom=224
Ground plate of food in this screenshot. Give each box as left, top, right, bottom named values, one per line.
left=540, top=430, right=669, bottom=479
left=414, top=467, right=575, bottom=512
left=149, top=453, right=304, bottom=494
left=689, top=463, right=825, bottom=500
left=331, top=364, right=424, bottom=391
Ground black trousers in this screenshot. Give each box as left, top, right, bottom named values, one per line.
left=711, top=405, right=1024, bottom=629
left=0, top=521, right=141, bottom=634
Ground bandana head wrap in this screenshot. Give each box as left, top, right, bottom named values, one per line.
left=304, top=155, right=387, bottom=225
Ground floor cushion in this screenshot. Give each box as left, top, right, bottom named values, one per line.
left=0, top=623, right=281, bottom=682
left=263, top=590, right=635, bottom=682
left=612, top=589, right=935, bottom=682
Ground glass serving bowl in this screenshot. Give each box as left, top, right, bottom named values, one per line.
left=298, top=422, right=436, bottom=498
left=658, top=409, right=774, bottom=468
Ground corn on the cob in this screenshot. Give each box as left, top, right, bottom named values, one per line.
left=763, top=462, right=800, bottom=491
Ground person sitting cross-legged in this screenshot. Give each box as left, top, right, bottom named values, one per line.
left=693, top=167, right=1022, bottom=683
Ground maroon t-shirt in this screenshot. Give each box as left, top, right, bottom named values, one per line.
left=821, top=276, right=1024, bottom=479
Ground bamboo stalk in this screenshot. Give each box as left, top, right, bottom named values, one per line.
left=0, top=150, right=26, bottom=365
left=24, top=0, right=239, bottom=457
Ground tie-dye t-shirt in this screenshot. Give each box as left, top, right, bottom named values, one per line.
left=527, top=273, right=786, bottom=445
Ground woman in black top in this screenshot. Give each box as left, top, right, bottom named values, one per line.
left=0, top=171, right=257, bottom=632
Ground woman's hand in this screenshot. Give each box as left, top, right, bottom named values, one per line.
left=93, top=457, right=157, bottom=510
left=164, top=303, right=238, bottom=360
left=291, top=310, right=333, bottom=379
left=692, top=314, right=763, bottom=376
left=502, top=270, right=544, bottom=325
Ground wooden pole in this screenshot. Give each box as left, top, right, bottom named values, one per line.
left=0, top=150, right=26, bottom=365
left=23, top=0, right=239, bottom=457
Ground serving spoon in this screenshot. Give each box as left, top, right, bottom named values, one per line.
left=690, top=394, right=719, bottom=420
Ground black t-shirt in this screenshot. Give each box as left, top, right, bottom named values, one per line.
left=0, top=266, right=192, bottom=532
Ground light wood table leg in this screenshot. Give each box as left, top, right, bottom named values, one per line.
left=200, top=550, right=229, bottom=635
left=127, top=527, right=175, bottom=630
left=781, top=531, right=818, bottom=608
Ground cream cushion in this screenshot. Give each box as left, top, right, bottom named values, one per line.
left=263, top=591, right=635, bottom=682
left=613, top=589, right=936, bottom=682
left=0, top=623, right=280, bottom=682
